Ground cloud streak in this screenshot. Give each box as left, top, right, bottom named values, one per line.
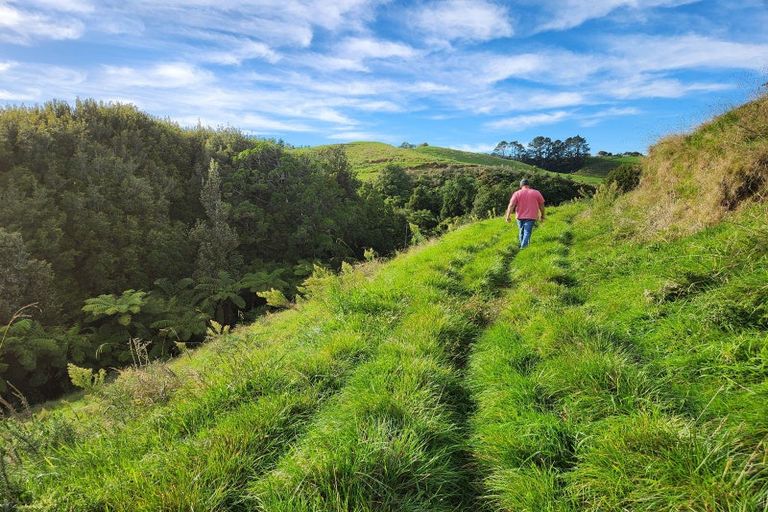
left=410, top=0, right=514, bottom=43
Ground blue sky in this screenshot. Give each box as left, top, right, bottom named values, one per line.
left=1, top=0, right=767, bottom=153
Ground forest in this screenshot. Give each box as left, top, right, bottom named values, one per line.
left=0, top=100, right=586, bottom=403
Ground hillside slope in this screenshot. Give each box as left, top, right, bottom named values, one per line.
left=412, top=145, right=538, bottom=169
left=2, top=97, right=767, bottom=510
left=300, top=141, right=594, bottom=185
left=619, top=93, right=768, bottom=237
left=573, top=155, right=643, bottom=184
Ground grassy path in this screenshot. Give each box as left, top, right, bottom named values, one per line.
left=466, top=202, right=768, bottom=511
left=246, top=228, right=518, bottom=511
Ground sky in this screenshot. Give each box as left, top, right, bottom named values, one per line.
left=1, top=0, right=767, bottom=153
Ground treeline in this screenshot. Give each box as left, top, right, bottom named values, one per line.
left=372, top=163, right=588, bottom=239
left=0, top=100, right=406, bottom=402
left=492, top=135, right=590, bottom=173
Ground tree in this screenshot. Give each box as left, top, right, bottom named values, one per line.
left=440, top=175, right=477, bottom=218
left=606, top=163, right=642, bottom=192
left=492, top=135, right=591, bottom=173
left=193, top=271, right=246, bottom=326
left=0, top=229, right=57, bottom=324
left=492, top=141, right=509, bottom=158
left=406, top=180, right=441, bottom=215
left=190, top=159, right=242, bottom=279
left=374, top=164, right=413, bottom=207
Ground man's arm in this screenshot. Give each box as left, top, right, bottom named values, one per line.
left=538, top=192, right=545, bottom=221
left=505, top=194, right=516, bottom=222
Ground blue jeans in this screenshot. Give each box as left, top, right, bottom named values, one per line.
left=517, top=219, right=536, bottom=249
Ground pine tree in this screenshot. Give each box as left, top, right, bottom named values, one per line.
left=190, top=159, right=242, bottom=279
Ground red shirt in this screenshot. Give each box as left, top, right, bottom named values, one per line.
left=508, top=188, right=545, bottom=220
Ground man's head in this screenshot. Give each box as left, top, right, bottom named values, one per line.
left=520, top=178, right=530, bottom=188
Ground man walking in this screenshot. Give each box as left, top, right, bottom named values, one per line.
left=505, top=178, right=545, bottom=249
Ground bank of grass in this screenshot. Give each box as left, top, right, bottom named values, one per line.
left=573, top=155, right=643, bottom=184
left=1, top=217, right=517, bottom=510
left=618, top=93, right=768, bottom=237
left=467, top=199, right=768, bottom=510
left=296, top=142, right=450, bottom=181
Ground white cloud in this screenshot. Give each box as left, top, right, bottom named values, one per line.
left=602, top=76, right=733, bottom=99
left=535, top=0, right=699, bottom=31
left=301, top=37, right=416, bottom=73
left=448, top=142, right=497, bottom=153
left=117, top=0, right=380, bottom=49
left=102, top=63, right=214, bottom=89
left=0, top=61, right=15, bottom=73
left=578, top=106, right=641, bottom=126
left=200, top=39, right=280, bottom=66
left=608, top=34, right=768, bottom=73
left=23, top=0, right=94, bottom=14
left=454, top=89, right=588, bottom=115
left=0, top=88, right=36, bottom=101
left=351, top=100, right=402, bottom=112
left=411, top=0, right=513, bottom=43
left=338, top=37, right=416, bottom=59
left=486, top=111, right=570, bottom=130
left=303, top=55, right=370, bottom=72
left=482, top=54, right=544, bottom=83
left=239, top=114, right=314, bottom=133
left=0, top=3, right=84, bottom=43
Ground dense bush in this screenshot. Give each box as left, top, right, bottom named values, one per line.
left=606, top=163, right=642, bottom=192
left=0, top=100, right=408, bottom=403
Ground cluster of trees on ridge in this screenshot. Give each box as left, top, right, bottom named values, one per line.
left=492, top=135, right=591, bottom=173
left=0, top=100, right=588, bottom=404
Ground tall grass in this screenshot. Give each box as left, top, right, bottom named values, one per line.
left=247, top=225, right=518, bottom=511
left=2, top=218, right=518, bottom=510
left=466, top=199, right=768, bottom=510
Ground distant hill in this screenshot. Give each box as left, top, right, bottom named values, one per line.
left=300, top=142, right=595, bottom=185
left=573, top=155, right=643, bottom=184
left=412, top=145, right=537, bottom=169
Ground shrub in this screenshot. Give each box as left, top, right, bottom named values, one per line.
left=606, top=163, right=642, bottom=192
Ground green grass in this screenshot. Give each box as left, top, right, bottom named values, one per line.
left=4, top=198, right=767, bottom=511
left=573, top=155, right=643, bottom=184
left=3, top=127, right=767, bottom=509
left=297, top=141, right=595, bottom=185
left=466, top=199, right=768, bottom=511
left=413, top=145, right=538, bottom=171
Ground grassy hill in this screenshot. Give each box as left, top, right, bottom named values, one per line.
left=2, top=96, right=767, bottom=510
left=300, top=141, right=595, bottom=185
left=412, top=145, right=537, bottom=168
left=573, top=155, right=643, bottom=184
